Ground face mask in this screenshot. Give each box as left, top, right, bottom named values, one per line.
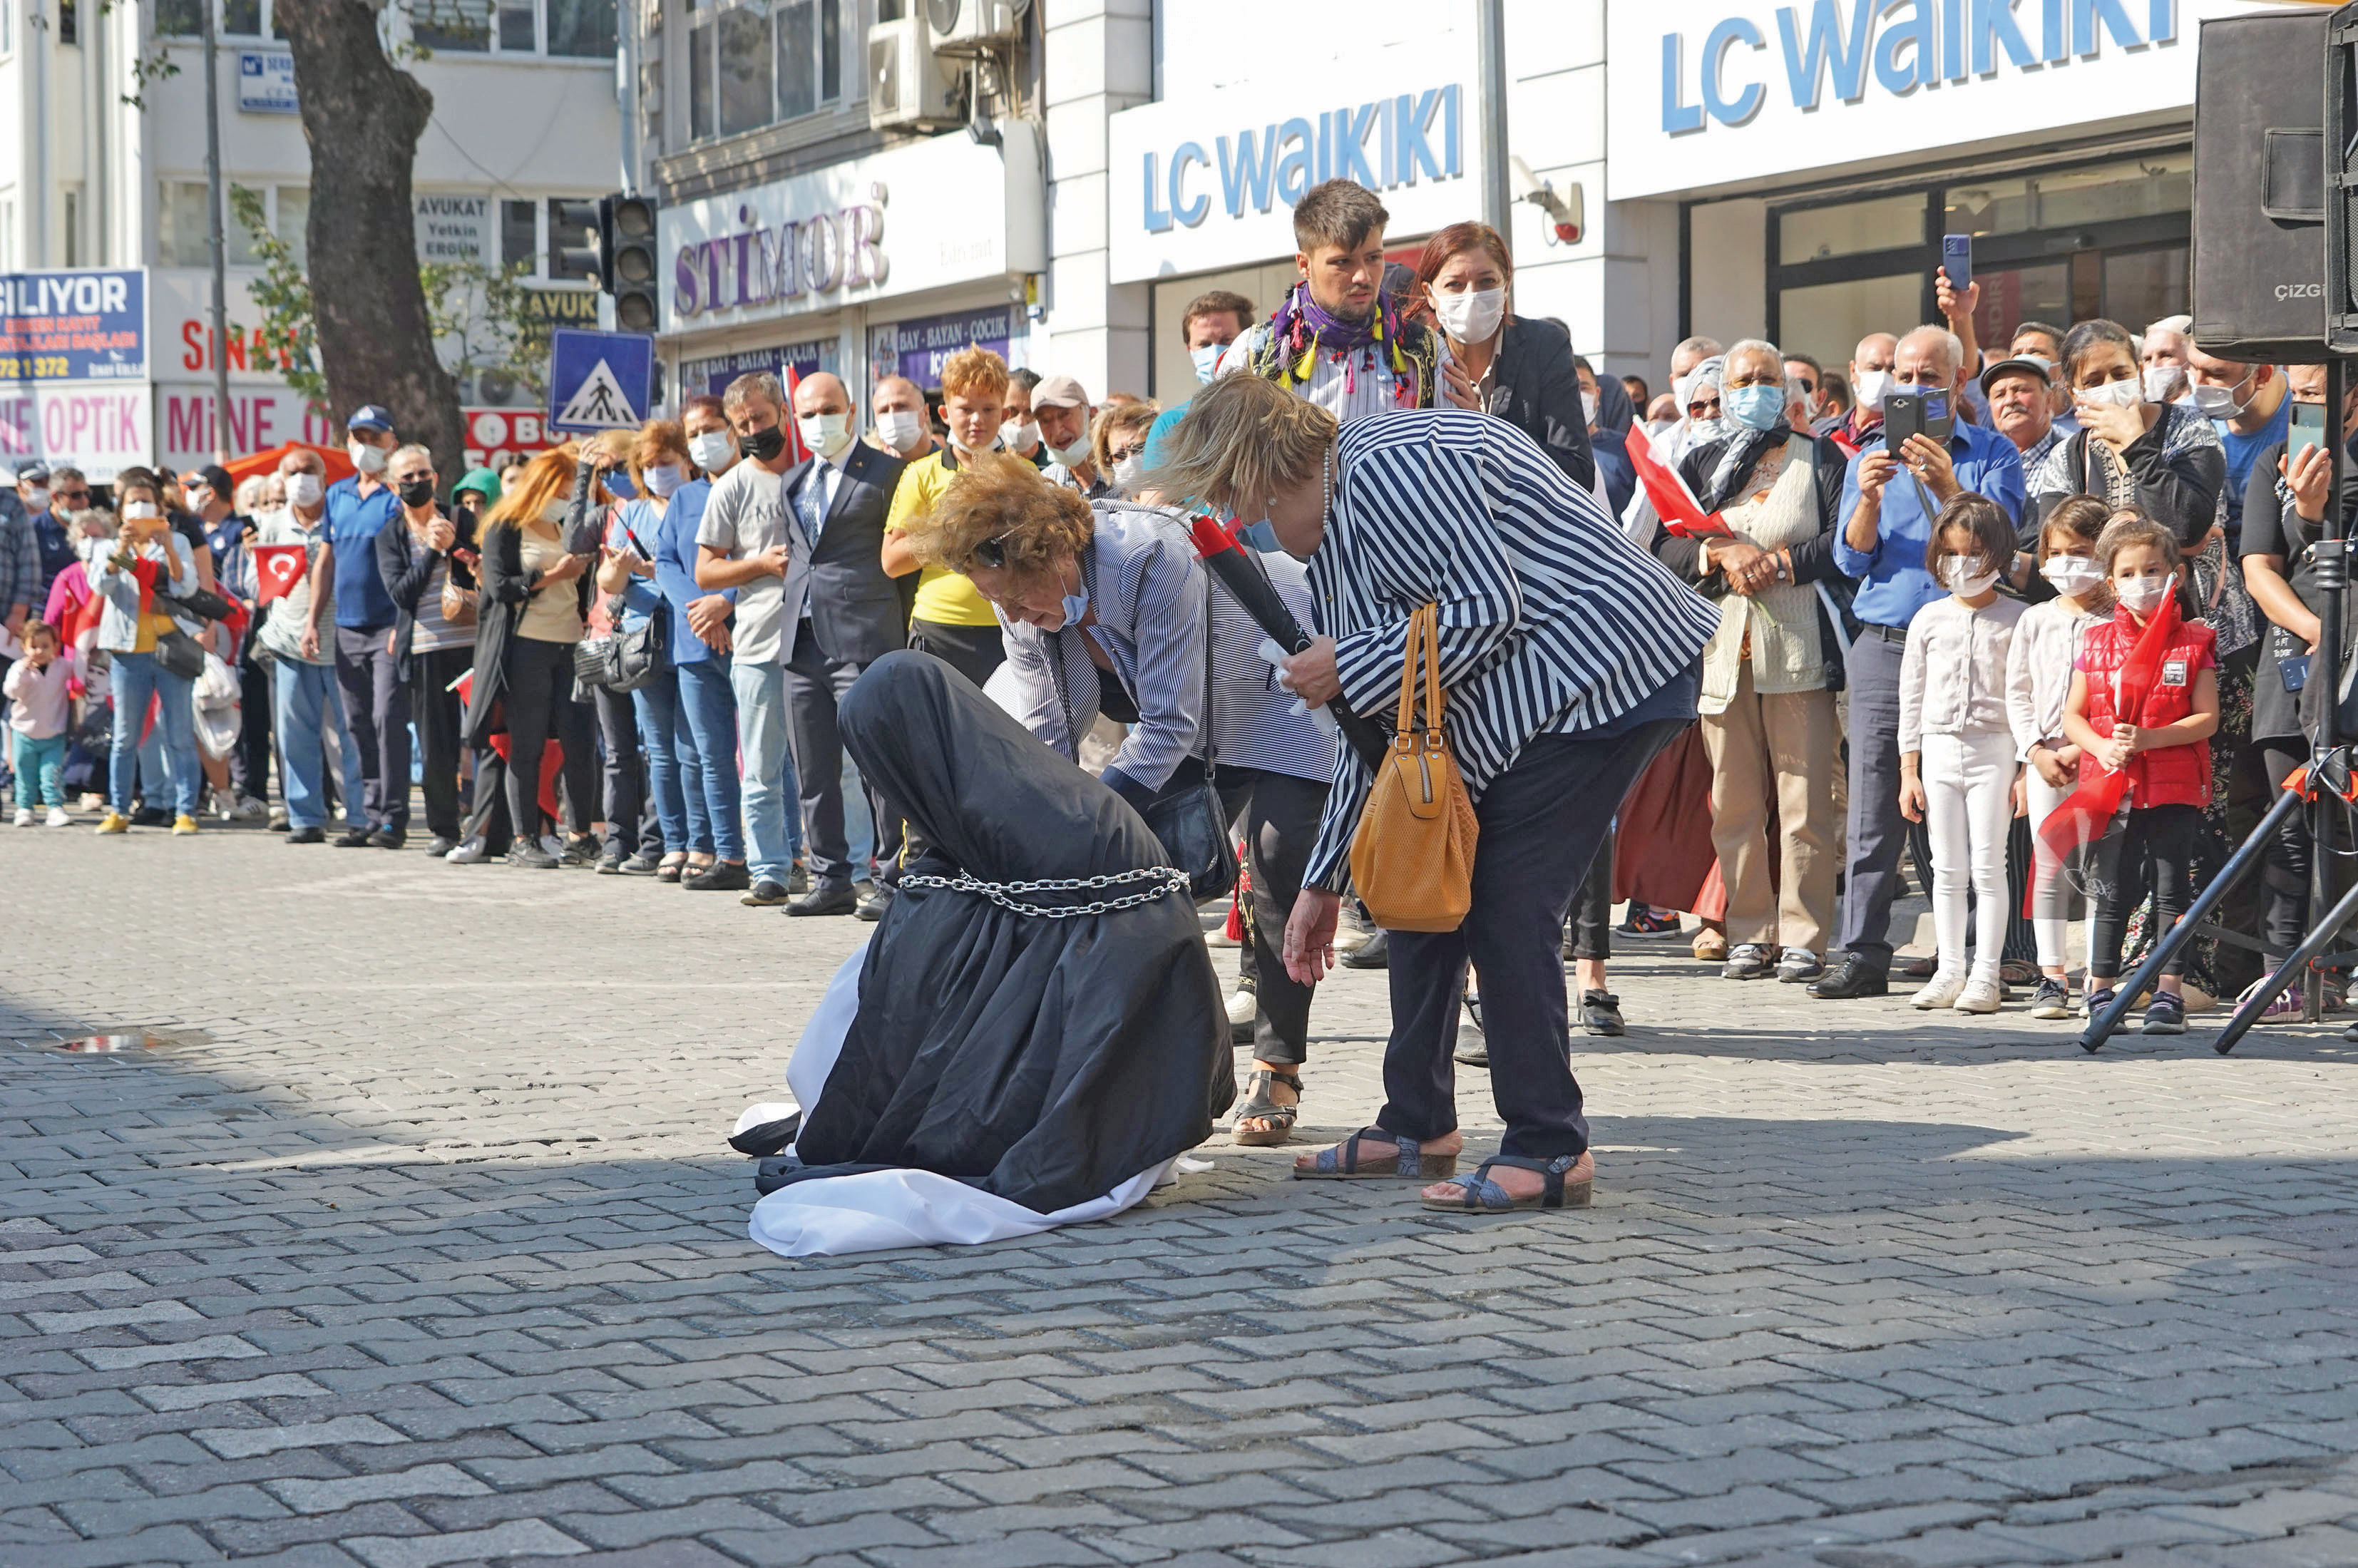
left=2117, top=576, right=2171, bottom=615
left=1114, top=455, right=1145, bottom=494
left=1429, top=285, right=1507, bottom=344
left=1579, top=391, right=1599, bottom=426
left=740, top=424, right=787, bottom=463
left=1724, top=384, right=1785, bottom=433
left=2041, top=555, right=2103, bottom=595
left=644, top=463, right=685, bottom=498
left=1940, top=555, right=1999, bottom=596
left=1059, top=588, right=1090, bottom=627
left=2189, top=375, right=2254, bottom=419
left=286, top=473, right=324, bottom=508
left=2081, top=377, right=2144, bottom=411
left=876, top=410, right=925, bottom=452
left=540, top=498, right=570, bottom=524
left=799, top=411, right=854, bottom=459
left=600, top=467, right=637, bottom=501
left=24, top=487, right=48, bottom=511
left=2143, top=364, right=2188, bottom=404
left=1050, top=434, right=1092, bottom=468
left=349, top=440, right=388, bottom=474
left=1644, top=418, right=1677, bottom=441
left=688, top=431, right=735, bottom=471
left=1686, top=418, right=1727, bottom=447
left=123, top=501, right=160, bottom=521
left=1852, top=369, right=1893, bottom=414
left=999, top=418, right=1038, bottom=452
left=1190, top=343, right=1228, bottom=384
left=396, top=476, right=436, bottom=508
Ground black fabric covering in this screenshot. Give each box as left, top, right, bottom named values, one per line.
left=786, top=650, right=1234, bottom=1214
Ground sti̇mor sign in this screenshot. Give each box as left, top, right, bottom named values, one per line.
left=1604, top=0, right=2262, bottom=200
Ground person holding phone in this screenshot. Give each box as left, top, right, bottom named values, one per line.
left=86, top=478, right=204, bottom=836
left=375, top=443, right=478, bottom=857
left=596, top=421, right=697, bottom=877
left=1815, top=324, right=2025, bottom=1002
left=2029, top=319, right=2225, bottom=550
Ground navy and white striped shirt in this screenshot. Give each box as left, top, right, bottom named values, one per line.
left=1305, top=410, right=1721, bottom=888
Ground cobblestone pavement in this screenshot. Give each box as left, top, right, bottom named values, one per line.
left=7, top=823, right=2358, bottom=1568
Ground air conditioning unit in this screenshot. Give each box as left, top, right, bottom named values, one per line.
left=923, top=0, right=1019, bottom=55
left=868, top=16, right=963, bottom=132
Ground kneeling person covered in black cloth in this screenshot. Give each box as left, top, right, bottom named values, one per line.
left=744, top=650, right=1234, bottom=1256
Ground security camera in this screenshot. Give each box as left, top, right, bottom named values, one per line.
left=1507, top=156, right=1584, bottom=245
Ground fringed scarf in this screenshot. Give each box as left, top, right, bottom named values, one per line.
left=1248, top=282, right=1440, bottom=409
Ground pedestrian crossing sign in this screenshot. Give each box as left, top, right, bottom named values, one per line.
left=548, top=327, right=654, bottom=434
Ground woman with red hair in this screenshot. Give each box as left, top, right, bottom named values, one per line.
left=1411, top=221, right=1596, bottom=492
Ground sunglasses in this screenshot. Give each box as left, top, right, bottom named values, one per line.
left=1109, top=444, right=1147, bottom=464
left=972, top=533, right=1013, bottom=569
left=54, top=489, right=90, bottom=505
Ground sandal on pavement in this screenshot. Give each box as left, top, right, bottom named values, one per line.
left=657, top=851, right=688, bottom=883
left=1230, top=1067, right=1302, bottom=1147
left=1293, top=1125, right=1456, bottom=1180
left=1422, top=1151, right=1594, bottom=1212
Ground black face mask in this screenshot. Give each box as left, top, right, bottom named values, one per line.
left=740, top=424, right=786, bottom=463
left=397, top=477, right=436, bottom=508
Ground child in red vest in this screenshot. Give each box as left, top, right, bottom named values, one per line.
left=2061, top=513, right=2220, bottom=1034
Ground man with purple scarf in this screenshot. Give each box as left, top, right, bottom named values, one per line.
left=1228, top=180, right=1473, bottom=426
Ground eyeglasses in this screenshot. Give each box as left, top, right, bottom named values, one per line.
left=972, top=533, right=1013, bottom=569
left=53, top=489, right=90, bottom=505
left=1109, top=444, right=1147, bottom=464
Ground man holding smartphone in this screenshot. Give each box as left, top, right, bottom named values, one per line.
left=1813, top=324, right=2025, bottom=1001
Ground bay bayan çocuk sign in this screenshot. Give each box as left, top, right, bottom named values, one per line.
left=1604, top=0, right=2242, bottom=200
left=659, top=130, right=1045, bottom=330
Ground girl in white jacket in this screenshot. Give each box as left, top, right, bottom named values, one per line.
left=2004, top=498, right=2113, bottom=1019
left=1899, top=495, right=2026, bottom=1014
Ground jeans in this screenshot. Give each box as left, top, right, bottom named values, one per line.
left=272, top=658, right=366, bottom=831
left=108, top=650, right=200, bottom=816
left=504, top=637, right=596, bottom=839
left=334, top=624, right=410, bottom=831
left=633, top=668, right=700, bottom=856
left=409, top=645, right=472, bottom=841
left=1922, top=730, right=2016, bottom=985
left=1380, top=717, right=1687, bottom=1160
left=729, top=658, right=803, bottom=884
left=593, top=682, right=655, bottom=856
left=12, top=732, right=66, bottom=806
left=675, top=659, right=743, bottom=863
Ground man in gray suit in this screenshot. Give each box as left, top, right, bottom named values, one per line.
left=779, top=371, right=910, bottom=916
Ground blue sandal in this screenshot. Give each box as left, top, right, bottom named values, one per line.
left=1293, top=1125, right=1457, bottom=1180
left=1421, top=1152, right=1593, bottom=1211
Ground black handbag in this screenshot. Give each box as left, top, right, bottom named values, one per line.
left=154, top=628, right=207, bottom=680
left=573, top=613, right=670, bottom=693
left=153, top=585, right=237, bottom=623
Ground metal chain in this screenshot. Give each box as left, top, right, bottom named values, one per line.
left=900, top=866, right=1189, bottom=918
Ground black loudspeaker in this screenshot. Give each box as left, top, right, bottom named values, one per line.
left=2191, top=8, right=2327, bottom=364
left=2332, top=4, right=2358, bottom=354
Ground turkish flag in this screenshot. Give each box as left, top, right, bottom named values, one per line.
left=253, top=544, right=308, bottom=605
left=1625, top=426, right=1731, bottom=539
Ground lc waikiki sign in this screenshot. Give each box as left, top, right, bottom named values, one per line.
left=1107, top=43, right=1483, bottom=283
left=1604, top=0, right=2257, bottom=200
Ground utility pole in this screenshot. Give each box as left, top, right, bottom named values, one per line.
left=200, top=0, right=234, bottom=461
left=1475, top=0, right=1510, bottom=234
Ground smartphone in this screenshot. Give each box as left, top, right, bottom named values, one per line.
left=1941, top=234, right=1972, bottom=291
left=2290, top=400, right=2327, bottom=456
left=1883, top=389, right=1953, bottom=450
left=2282, top=654, right=2312, bottom=695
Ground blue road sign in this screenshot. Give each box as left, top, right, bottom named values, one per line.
left=548, top=327, right=653, bottom=434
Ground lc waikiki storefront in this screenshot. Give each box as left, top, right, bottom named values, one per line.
left=655, top=129, right=1045, bottom=421
left=1606, top=0, right=2285, bottom=377
left=1104, top=26, right=1490, bottom=407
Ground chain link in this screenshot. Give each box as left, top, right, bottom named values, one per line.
left=900, top=866, right=1189, bottom=919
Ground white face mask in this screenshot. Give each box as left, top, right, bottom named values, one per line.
left=798, top=411, right=853, bottom=459
left=540, top=498, right=570, bottom=523
left=1686, top=418, right=1727, bottom=447
left=1579, top=390, right=1599, bottom=426
left=285, top=472, right=324, bottom=509
left=1940, top=555, right=1999, bottom=596
left=349, top=439, right=388, bottom=474
left=2143, top=364, right=2188, bottom=405
left=876, top=409, right=926, bottom=453
left=2117, top=576, right=2172, bottom=615
left=1190, top=342, right=1228, bottom=384
left=1113, top=454, right=1146, bottom=494
left=687, top=430, right=735, bottom=472
left=2189, top=374, right=2255, bottom=419
left=2080, top=376, right=2144, bottom=411
left=122, top=501, right=160, bottom=521
left=1852, top=369, right=1893, bottom=414
left=1429, top=285, right=1507, bottom=344
left=2040, top=555, right=2103, bottom=595
left=999, top=418, right=1038, bottom=453
left=24, top=487, right=49, bottom=511
left=643, top=463, right=685, bottom=498
left=1049, top=432, right=1092, bottom=468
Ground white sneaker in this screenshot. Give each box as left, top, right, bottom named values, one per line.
left=232, top=795, right=267, bottom=820
left=45, top=806, right=72, bottom=828
left=1911, top=973, right=1967, bottom=1009
left=444, top=838, right=489, bottom=864
left=11, top=807, right=31, bottom=827
left=1224, top=988, right=1257, bottom=1030
left=1952, top=976, right=2004, bottom=1014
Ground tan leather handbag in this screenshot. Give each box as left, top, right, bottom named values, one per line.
left=1349, top=602, right=1478, bottom=932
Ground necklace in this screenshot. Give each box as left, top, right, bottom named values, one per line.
left=1321, top=441, right=1334, bottom=533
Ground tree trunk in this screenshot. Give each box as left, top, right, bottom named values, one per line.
left=275, top=0, right=466, bottom=491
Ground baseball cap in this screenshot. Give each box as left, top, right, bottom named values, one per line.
left=347, top=404, right=396, bottom=434
left=1031, top=374, right=1090, bottom=410
left=14, top=461, right=49, bottom=486
left=1979, top=354, right=2055, bottom=397
left=182, top=463, right=234, bottom=496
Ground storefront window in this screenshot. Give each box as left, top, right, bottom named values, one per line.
left=717, top=6, right=772, bottom=135
left=1944, top=155, right=2192, bottom=238
left=1778, top=193, right=1926, bottom=267
left=1776, top=274, right=1923, bottom=379
left=2102, top=245, right=2189, bottom=331
left=689, top=0, right=844, bottom=143
left=1969, top=262, right=2070, bottom=349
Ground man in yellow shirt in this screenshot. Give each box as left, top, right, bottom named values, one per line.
left=881, top=345, right=1015, bottom=688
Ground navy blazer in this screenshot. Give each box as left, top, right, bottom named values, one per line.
left=1487, top=316, right=1596, bottom=493
left=779, top=439, right=908, bottom=668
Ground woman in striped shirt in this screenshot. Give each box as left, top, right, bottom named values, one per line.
left=1151, top=375, right=1718, bottom=1212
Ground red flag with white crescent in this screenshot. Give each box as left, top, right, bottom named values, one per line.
left=253, top=544, right=308, bottom=605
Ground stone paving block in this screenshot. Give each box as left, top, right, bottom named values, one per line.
left=344, top=1518, right=588, bottom=1567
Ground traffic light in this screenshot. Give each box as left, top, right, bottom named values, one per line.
left=605, top=194, right=659, bottom=334
left=550, top=198, right=603, bottom=283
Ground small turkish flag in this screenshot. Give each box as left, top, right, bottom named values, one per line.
left=253, top=544, right=308, bottom=605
